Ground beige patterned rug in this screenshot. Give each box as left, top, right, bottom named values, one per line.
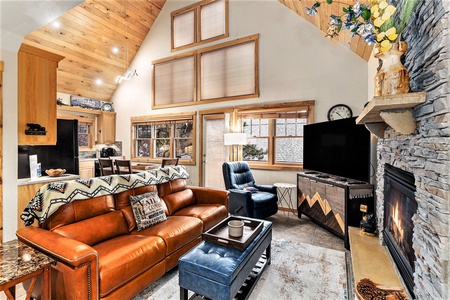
left=133, top=238, right=348, bottom=300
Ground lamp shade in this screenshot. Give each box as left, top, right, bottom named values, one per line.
left=224, top=133, right=247, bottom=145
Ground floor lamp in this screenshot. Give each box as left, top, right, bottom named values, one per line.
left=224, top=133, right=247, bottom=161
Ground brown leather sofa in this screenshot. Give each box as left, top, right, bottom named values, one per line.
left=16, top=178, right=228, bottom=300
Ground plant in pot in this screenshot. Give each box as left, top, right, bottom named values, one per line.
left=306, top=0, right=421, bottom=96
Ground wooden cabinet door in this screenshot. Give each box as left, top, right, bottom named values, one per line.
left=18, top=44, right=64, bottom=145
left=97, top=111, right=116, bottom=144
left=79, top=161, right=95, bottom=179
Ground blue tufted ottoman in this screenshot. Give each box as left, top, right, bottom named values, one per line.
left=178, top=220, right=272, bottom=300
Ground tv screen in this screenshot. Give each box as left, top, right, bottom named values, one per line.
left=303, top=117, right=371, bottom=182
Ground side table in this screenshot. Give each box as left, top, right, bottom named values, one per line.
left=0, top=240, right=54, bottom=300
left=274, top=183, right=296, bottom=216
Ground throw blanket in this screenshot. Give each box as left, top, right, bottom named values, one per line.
left=21, top=166, right=190, bottom=226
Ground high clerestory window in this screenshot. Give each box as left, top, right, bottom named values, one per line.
left=171, top=0, right=228, bottom=51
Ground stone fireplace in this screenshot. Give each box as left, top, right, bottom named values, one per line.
left=375, top=1, right=450, bottom=299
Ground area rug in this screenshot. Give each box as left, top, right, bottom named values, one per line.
left=133, top=238, right=348, bottom=300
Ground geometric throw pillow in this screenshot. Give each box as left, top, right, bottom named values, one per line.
left=129, top=191, right=167, bottom=231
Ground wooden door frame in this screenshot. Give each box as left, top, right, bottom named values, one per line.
left=0, top=61, right=4, bottom=242
left=198, top=108, right=233, bottom=187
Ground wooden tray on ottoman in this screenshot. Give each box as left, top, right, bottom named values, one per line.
left=203, top=216, right=263, bottom=251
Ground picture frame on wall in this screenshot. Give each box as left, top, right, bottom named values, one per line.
left=70, top=96, right=102, bottom=110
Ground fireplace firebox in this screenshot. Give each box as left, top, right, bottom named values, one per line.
left=383, top=164, right=417, bottom=298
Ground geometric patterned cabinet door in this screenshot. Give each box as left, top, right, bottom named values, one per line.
left=297, top=172, right=374, bottom=249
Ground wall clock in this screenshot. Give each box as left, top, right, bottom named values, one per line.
left=101, top=102, right=114, bottom=112
left=327, top=104, right=353, bottom=121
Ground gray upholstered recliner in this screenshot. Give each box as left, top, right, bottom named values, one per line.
left=222, top=161, right=278, bottom=219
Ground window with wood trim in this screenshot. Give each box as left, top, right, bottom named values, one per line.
left=131, top=114, right=196, bottom=164
left=199, top=39, right=257, bottom=101
left=153, top=55, right=196, bottom=108
left=153, top=34, right=259, bottom=109
left=78, top=122, right=94, bottom=149
left=237, top=102, right=314, bottom=169
left=172, top=0, right=228, bottom=51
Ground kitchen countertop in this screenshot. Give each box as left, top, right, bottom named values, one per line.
left=79, top=158, right=98, bottom=162
left=18, top=174, right=80, bottom=186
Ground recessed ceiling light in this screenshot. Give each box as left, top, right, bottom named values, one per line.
left=112, top=47, right=120, bottom=54
left=96, top=79, right=103, bottom=85
left=53, top=21, right=60, bottom=28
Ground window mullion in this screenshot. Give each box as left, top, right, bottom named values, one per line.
left=268, top=119, right=275, bottom=165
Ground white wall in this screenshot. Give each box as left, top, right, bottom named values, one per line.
left=112, top=0, right=369, bottom=188
left=1, top=49, right=19, bottom=242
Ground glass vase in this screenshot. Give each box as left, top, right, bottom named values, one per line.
left=374, top=41, right=410, bottom=96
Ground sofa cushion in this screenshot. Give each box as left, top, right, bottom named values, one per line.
left=174, top=204, right=228, bottom=231
left=93, top=234, right=166, bottom=297
left=162, top=189, right=196, bottom=215
left=42, top=195, right=116, bottom=231
left=130, top=192, right=167, bottom=231
left=52, top=210, right=129, bottom=246
left=132, top=215, right=203, bottom=255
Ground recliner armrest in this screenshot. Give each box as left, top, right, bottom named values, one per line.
left=228, top=189, right=253, bottom=216
left=255, top=184, right=277, bottom=194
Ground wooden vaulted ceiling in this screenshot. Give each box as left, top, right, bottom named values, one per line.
left=22, top=0, right=371, bottom=102
left=23, top=0, right=166, bottom=102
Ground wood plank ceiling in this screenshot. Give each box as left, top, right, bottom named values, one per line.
left=22, top=0, right=370, bottom=102
left=23, top=0, right=166, bottom=102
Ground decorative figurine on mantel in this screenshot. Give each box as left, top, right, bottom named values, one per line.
left=360, top=205, right=377, bottom=236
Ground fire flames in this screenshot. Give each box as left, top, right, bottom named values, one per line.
left=391, top=201, right=404, bottom=244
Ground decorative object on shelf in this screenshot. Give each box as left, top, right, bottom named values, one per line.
left=374, top=41, right=410, bottom=96
left=25, top=123, right=46, bottom=135
left=101, top=102, right=114, bottom=112
left=306, top=0, right=421, bottom=96
left=45, top=168, right=66, bottom=177
left=360, top=212, right=377, bottom=237
left=56, top=98, right=68, bottom=106
left=70, top=96, right=102, bottom=110
left=327, top=104, right=353, bottom=121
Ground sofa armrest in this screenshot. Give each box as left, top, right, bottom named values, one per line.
left=188, top=186, right=229, bottom=209
left=16, top=226, right=98, bottom=268
left=255, top=184, right=277, bottom=194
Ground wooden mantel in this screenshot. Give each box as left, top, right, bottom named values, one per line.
left=356, top=92, right=427, bottom=138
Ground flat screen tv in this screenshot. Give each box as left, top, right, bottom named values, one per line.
left=303, top=117, right=371, bottom=182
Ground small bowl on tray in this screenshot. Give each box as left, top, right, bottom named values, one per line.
left=45, top=168, right=66, bottom=177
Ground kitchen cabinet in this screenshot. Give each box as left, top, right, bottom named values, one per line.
left=18, top=44, right=64, bottom=145
left=97, top=111, right=116, bottom=144
left=17, top=174, right=80, bottom=229
left=18, top=183, right=43, bottom=229
left=79, top=160, right=95, bottom=179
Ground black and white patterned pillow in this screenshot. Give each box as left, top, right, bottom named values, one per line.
left=130, top=192, right=167, bottom=231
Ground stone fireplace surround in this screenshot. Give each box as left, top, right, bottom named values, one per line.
left=374, top=1, right=450, bottom=299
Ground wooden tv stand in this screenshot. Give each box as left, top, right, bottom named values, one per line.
left=297, top=172, right=374, bottom=249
